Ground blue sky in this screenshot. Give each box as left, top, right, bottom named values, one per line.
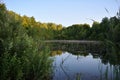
left=4, top=0, right=120, bottom=27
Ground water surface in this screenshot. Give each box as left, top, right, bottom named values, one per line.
left=49, top=43, right=120, bottom=80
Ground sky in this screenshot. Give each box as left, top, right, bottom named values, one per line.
left=3, top=0, right=120, bottom=27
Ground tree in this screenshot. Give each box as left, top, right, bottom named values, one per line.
left=113, top=24, right=120, bottom=43
left=90, top=21, right=100, bottom=40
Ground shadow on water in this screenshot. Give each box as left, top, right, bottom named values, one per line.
left=47, top=43, right=120, bottom=80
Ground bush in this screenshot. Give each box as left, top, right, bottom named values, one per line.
left=0, top=3, right=52, bottom=80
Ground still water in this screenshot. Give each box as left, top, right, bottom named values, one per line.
left=49, top=43, right=120, bottom=80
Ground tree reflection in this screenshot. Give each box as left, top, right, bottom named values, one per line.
left=50, top=50, right=62, bottom=56
left=48, top=43, right=120, bottom=80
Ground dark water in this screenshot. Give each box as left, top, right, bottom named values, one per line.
left=48, top=43, right=120, bottom=80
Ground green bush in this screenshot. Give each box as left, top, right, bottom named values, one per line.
left=0, top=3, right=52, bottom=80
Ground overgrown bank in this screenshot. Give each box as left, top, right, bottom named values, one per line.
left=0, top=3, right=52, bottom=80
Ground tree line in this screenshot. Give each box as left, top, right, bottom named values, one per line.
left=54, top=16, right=120, bottom=43
left=1, top=3, right=120, bottom=46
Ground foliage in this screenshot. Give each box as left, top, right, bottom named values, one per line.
left=0, top=3, right=52, bottom=80
left=53, top=16, right=120, bottom=51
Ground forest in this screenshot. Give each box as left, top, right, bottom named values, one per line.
left=0, top=2, right=120, bottom=80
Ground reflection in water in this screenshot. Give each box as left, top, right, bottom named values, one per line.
left=50, top=50, right=62, bottom=56
left=48, top=43, right=120, bottom=80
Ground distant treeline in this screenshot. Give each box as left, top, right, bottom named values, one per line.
left=1, top=4, right=120, bottom=43
left=56, top=17, right=120, bottom=42
left=1, top=4, right=119, bottom=43
left=0, top=4, right=119, bottom=42
left=0, top=3, right=120, bottom=49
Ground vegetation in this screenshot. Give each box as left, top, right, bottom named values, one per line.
left=0, top=0, right=120, bottom=80
left=0, top=3, right=52, bottom=80
left=0, top=3, right=119, bottom=45
left=54, top=16, right=120, bottom=45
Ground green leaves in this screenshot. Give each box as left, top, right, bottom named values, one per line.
left=0, top=3, right=52, bottom=80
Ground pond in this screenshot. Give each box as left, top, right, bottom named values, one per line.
left=48, top=43, right=120, bottom=80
